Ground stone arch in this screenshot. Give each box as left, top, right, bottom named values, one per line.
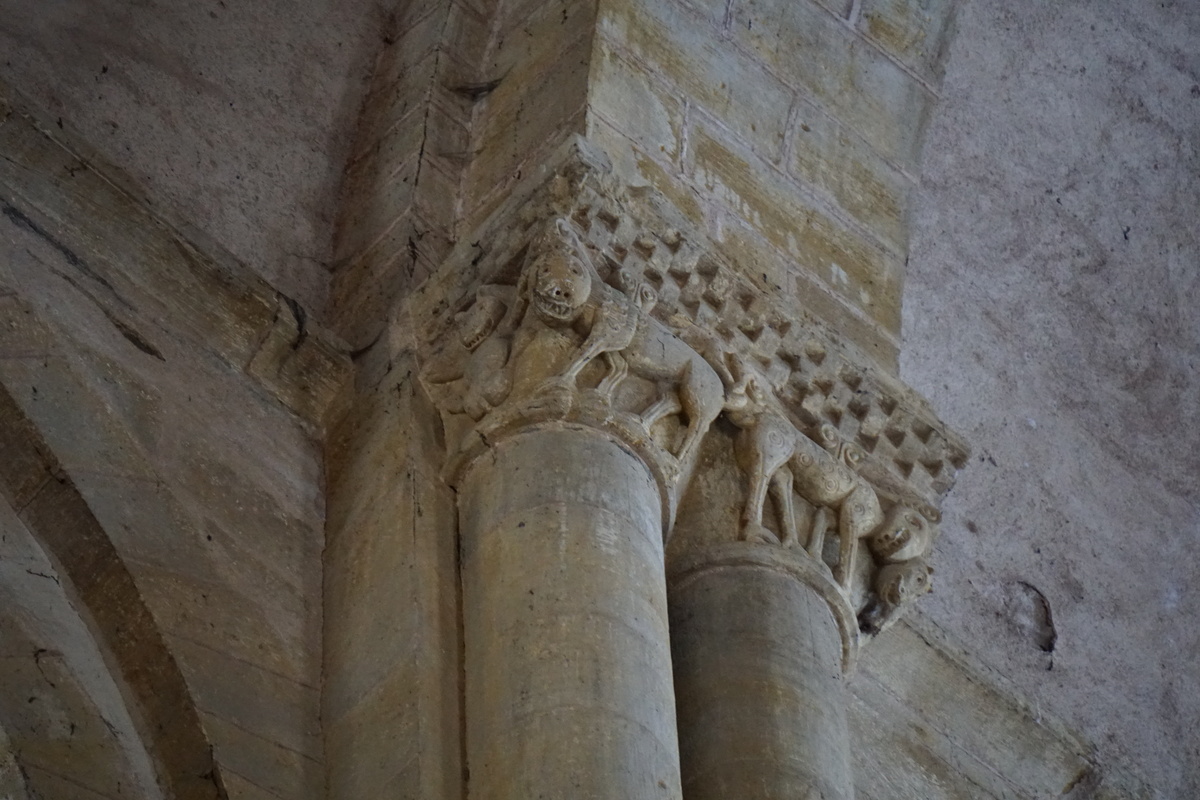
left=0, top=382, right=225, bottom=800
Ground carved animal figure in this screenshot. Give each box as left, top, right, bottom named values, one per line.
left=421, top=290, right=514, bottom=420
left=720, top=357, right=883, bottom=587
left=502, top=224, right=606, bottom=395
left=867, top=504, right=935, bottom=565
left=614, top=287, right=723, bottom=462
left=858, top=558, right=933, bottom=635
left=501, top=219, right=722, bottom=462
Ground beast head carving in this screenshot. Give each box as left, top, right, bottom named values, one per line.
left=876, top=559, right=932, bottom=606
left=859, top=557, right=933, bottom=635
left=459, top=294, right=507, bottom=351
left=868, top=504, right=934, bottom=563
left=523, top=220, right=593, bottom=324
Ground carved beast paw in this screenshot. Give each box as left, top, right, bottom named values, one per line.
left=741, top=522, right=780, bottom=545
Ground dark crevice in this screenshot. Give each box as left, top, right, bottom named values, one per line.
left=450, top=75, right=504, bottom=101
left=2, top=200, right=129, bottom=308
left=282, top=295, right=308, bottom=350
left=48, top=263, right=166, bottom=361
left=24, top=569, right=59, bottom=584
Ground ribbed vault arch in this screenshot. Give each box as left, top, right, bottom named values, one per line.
left=0, top=381, right=225, bottom=800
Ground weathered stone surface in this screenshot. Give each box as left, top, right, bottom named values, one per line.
left=0, top=0, right=387, bottom=311
left=905, top=1, right=1200, bottom=794
left=0, top=83, right=355, bottom=796
left=0, top=725, right=30, bottom=800
left=0, top=84, right=354, bottom=433
left=0, top=388, right=220, bottom=800
left=588, top=44, right=685, bottom=167
left=323, top=349, right=461, bottom=800
left=731, top=0, right=934, bottom=169
left=789, top=99, right=914, bottom=256
left=597, top=0, right=793, bottom=161
left=0, top=506, right=160, bottom=800
left=848, top=614, right=1156, bottom=799
left=457, top=430, right=682, bottom=799
left=669, top=546, right=855, bottom=800
left=2, top=0, right=1191, bottom=797
left=858, top=0, right=959, bottom=85
left=690, top=123, right=904, bottom=334
left=200, top=712, right=321, bottom=800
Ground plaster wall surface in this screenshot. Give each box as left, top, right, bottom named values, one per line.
left=0, top=0, right=388, bottom=312
left=904, top=1, right=1200, bottom=795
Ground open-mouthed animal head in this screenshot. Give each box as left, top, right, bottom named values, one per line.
left=530, top=250, right=591, bottom=322
left=869, top=505, right=932, bottom=562
left=458, top=295, right=506, bottom=351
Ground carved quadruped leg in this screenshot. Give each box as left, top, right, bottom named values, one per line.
left=562, top=324, right=618, bottom=386
left=834, top=523, right=855, bottom=589
left=739, top=459, right=788, bottom=545
left=596, top=351, right=629, bottom=398
left=833, top=484, right=882, bottom=588
left=676, top=360, right=724, bottom=463
left=734, top=413, right=793, bottom=544
left=808, top=507, right=831, bottom=561
left=640, top=392, right=682, bottom=432
left=770, top=467, right=801, bottom=548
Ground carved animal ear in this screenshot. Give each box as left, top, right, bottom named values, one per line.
left=918, top=503, right=941, bottom=523
left=818, top=423, right=839, bottom=447
left=555, top=217, right=585, bottom=254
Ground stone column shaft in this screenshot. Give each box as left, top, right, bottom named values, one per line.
left=669, top=545, right=855, bottom=800
left=459, top=426, right=682, bottom=799
left=410, top=148, right=965, bottom=800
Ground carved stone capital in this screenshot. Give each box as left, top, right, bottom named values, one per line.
left=414, top=208, right=723, bottom=529
left=409, top=136, right=968, bottom=642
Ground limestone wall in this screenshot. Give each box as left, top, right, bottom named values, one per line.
left=0, top=0, right=386, bottom=313
left=0, top=88, right=351, bottom=798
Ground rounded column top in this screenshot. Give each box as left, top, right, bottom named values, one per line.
left=667, top=541, right=863, bottom=672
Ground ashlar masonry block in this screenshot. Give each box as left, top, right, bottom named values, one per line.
left=350, top=25, right=440, bottom=163
left=690, top=124, right=905, bottom=335
left=597, top=0, right=794, bottom=161
left=731, top=0, right=934, bottom=169
left=588, top=43, right=685, bottom=168
left=858, top=0, right=959, bottom=85
left=790, top=100, right=913, bottom=256
left=462, top=32, right=592, bottom=218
